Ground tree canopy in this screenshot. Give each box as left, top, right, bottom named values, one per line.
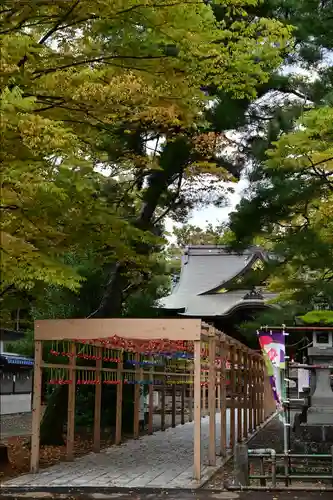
left=1, top=0, right=293, bottom=321
left=227, top=0, right=333, bottom=310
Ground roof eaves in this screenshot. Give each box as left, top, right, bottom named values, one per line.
left=201, top=251, right=267, bottom=295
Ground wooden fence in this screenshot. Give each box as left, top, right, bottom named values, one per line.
left=30, top=318, right=276, bottom=480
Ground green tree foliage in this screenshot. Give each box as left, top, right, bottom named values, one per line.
left=230, top=105, right=333, bottom=306
left=1, top=0, right=292, bottom=319
left=227, top=0, right=333, bottom=308
left=299, top=310, right=333, bottom=326
left=171, top=222, right=228, bottom=247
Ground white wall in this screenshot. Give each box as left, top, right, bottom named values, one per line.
left=0, top=393, right=32, bottom=415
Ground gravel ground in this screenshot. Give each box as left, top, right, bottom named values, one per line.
left=0, top=413, right=33, bottom=439
left=0, top=411, right=192, bottom=440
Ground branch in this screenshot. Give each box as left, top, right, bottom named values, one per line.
left=307, top=154, right=333, bottom=190
left=17, top=0, right=81, bottom=68
left=33, top=54, right=172, bottom=77
left=113, top=1, right=204, bottom=17
left=152, top=172, right=183, bottom=225
left=0, top=284, right=15, bottom=298
left=0, top=205, right=19, bottom=210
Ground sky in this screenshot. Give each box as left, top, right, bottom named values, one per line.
left=164, top=176, right=248, bottom=238
left=165, top=51, right=333, bottom=239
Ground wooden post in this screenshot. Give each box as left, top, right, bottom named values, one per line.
left=253, top=358, right=258, bottom=430
left=208, top=330, right=216, bottom=466
left=217, top=370, right=221, bottom=412
left=133, top=353, right=140, bottom=439
left=243, top=351, right=249, bottom=440
left=161, top=381, right=166, bottom=431
left=148, top=358, right=154, bottom=435
left=220, top=338, right=227, bottom=457
left=202, top=374, right=206, bottom=416
left=194, top=338, right=201, bottom=481
left=115, top=350, right=123, bottom=445
left=30, top=340, right=43, bottom=473
left=229, top=344, right=236, bottom=450
left=258, top=359, right=262, bottom=424
left=181, top=383, right=185, bottom=425
left=256, top=358, right=260, bottom=427
left=93, top=346, right=102, bottom=452
left=66, top=342, right=76, bottom=460
left=188, top=373, right=193, bottom=422
left=171, top=383, right=176, bottom=427
left=248, top=355, right=254, bottom=432
left=237, top=348, right=243, bottom=443
left=260, top=359, right=265, bottom=424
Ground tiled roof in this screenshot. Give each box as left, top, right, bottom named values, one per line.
left=158, top=245, right=275, bottom=317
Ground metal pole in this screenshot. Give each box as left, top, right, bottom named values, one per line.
left=283, top=355, right=289, bottom=486
left=271, top=449, right=277, bottom=488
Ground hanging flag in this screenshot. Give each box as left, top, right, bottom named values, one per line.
left=258, top=331, right=285, bottom=369
left=258, top=331, right=286, bottom=406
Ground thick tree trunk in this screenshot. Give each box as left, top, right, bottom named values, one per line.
left=40, top=385, right=68, bottom=445
left=93, top=139, right=190, bottom=318
left=0, top=444, right=9, bottom=466
left=38, top=140, right=188, bottom=439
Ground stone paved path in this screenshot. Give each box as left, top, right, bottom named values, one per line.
left=3, top=413, right=235, bottom=489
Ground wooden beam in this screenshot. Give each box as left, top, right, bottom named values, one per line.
left=93, top=346, right=102, bottom=452
left=30, top=340, right=43, bottom=473
left=193, top=339, right=201, bottom=481
left=35, top=318, right=202, bottom=341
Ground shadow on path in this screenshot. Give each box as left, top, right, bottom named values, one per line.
left=0, top=488, right=333, bottom=500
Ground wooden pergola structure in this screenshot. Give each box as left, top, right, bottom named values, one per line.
left=31, top=318, right=275, bottom=481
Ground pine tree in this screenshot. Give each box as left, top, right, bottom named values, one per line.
left=228, top=1, right=333, bottom=307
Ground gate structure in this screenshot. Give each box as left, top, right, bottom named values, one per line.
left=30, top=318, right=275, bottom=482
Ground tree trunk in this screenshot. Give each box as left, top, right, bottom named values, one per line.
left=38, top=140, right=189, bottom=440
left=0, top=444, right=9, bottom=466
left=40, top=385, right=68, bottom=445
left=93, top=138, right=190, bottom=318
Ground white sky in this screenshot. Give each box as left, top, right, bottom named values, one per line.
left=165, top=176, right=248, bottom=238
left=169, top=51, right=333, bottom=238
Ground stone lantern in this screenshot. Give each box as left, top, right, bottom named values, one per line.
left=307, top=330, right=333, bottom=426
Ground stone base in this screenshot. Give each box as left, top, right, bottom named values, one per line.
left=307, top=407, right=333, bottom=425
left=302, top=424, right=333, bottom=442
left=295, top=424, right=333, bottom=453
